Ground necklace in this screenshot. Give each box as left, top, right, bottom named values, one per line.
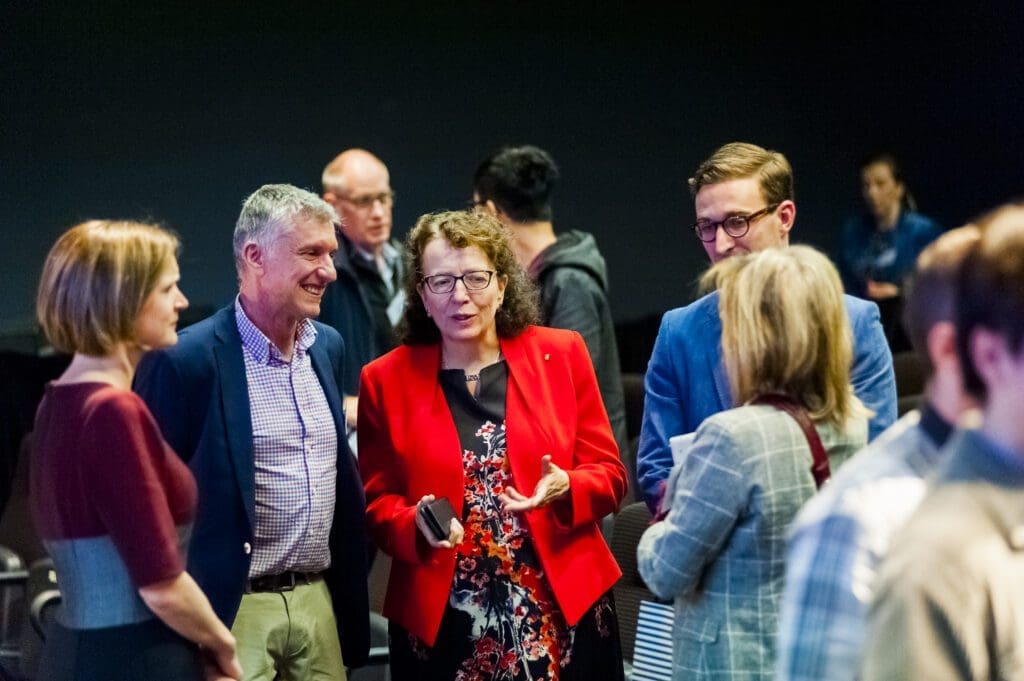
left=441, top=349, right=500, bottom=383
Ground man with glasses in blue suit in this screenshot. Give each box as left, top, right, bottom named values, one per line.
left=636, top=142, right=898, bottom=513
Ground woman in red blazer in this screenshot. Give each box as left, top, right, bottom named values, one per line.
left=358, top=210, right=627, bottom=679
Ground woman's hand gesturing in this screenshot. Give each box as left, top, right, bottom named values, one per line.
left=499, top=455, right=570, bottom=512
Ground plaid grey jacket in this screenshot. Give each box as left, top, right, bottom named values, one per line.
left=637, top=404, right=866, bottom=680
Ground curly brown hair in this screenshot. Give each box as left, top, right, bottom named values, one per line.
left=399, top=210, right=539, bottom=345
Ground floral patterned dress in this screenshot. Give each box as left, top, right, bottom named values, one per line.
left=388, top=361, right=623, bottom=681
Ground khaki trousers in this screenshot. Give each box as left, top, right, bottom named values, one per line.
left=232, top=578, right=346, bottom=681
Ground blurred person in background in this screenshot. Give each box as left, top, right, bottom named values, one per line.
left=863, top=203, right=1024, bottom=679
left=839, top=151, right=943, bottom=351
left=778, top=225, right=980, bottom=680
left=320, top=149, right=406, bottom=446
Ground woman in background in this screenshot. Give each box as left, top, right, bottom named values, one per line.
left=32, top=221, right=239, bottom=680
left=637, top=245, right=870, bottom=680
left=358, top=210, right=627, bottom=679
left=839, top=152, right=943, bottom=350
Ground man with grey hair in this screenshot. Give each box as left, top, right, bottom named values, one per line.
left=135, top=184, right=370, bottom=679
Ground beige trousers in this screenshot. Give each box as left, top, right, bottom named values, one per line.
left=232, top=578, right=346, bottom=681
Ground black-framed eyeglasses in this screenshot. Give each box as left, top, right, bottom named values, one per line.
left=421, top=270, right=496, bottom=294
left=693, top=203, right=780, bottom=242
left=340, top=191, right=395, bottom=209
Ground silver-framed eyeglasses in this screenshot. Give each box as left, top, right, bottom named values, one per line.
left=340, top=190, right=395, bottom=209
left=421, top=270, right=496, bottom=294
left=693, top=203, right=779, bottom=242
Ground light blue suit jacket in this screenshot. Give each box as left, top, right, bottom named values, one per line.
left=637, top=291, right=896, bottom=510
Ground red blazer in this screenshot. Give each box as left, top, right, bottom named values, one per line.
left=358, top=325, right=627, bottom=646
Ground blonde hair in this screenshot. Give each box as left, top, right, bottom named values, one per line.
left=712, top=245, right=869, bottom=428
left=37, top=220, right=179, bottom=356
left=688, top=142, right=794, bottom=206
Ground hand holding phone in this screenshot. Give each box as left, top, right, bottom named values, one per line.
left=416, top=495, right=463, bottom=548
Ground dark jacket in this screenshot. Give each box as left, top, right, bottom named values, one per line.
left=319, top=234, right=406, bottom=396
left=133, top=304, right=371, bottom=668
left=531, top=230, right=628, bottom=455
left=839, top=209, right=943, bottom=298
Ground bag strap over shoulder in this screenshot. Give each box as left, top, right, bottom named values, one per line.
left=751, top=393, right=831, bottom=489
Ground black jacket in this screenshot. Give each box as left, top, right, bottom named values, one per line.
left=531, top=230, right=628, bottom=454
left=319, top=234, right=406, bottom=396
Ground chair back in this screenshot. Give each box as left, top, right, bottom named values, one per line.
left=0, top=547, right=26, bottom=674
left=609, top=501, right=657, bottom=662
left=16, top=559, right=58, bottom=681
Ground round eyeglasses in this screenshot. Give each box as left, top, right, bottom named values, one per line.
left=693, top=203, right=779, bottom=242
left=421, top=270, right=495, bottom=294
left=340, top=191, right=395, bottom=210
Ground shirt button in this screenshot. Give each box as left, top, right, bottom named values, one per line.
left=243, top=542, right=252, bottom=555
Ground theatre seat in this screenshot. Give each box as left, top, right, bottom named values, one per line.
left=609, top=501, right=657, bottom=664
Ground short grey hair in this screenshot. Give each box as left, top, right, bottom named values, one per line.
left=233, top=184, right=338, bottom=275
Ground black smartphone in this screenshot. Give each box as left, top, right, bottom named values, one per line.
left=418, top=497, right=458, bottom=541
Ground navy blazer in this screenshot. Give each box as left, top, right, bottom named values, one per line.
left=134, top=304, right=370, bottom=668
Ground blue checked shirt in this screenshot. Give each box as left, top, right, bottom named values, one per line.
left=777, top=405, right=952, bottom=681
left=235, top=301, right=337, bottom=579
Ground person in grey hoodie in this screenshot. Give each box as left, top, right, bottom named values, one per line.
left=473, top=145, right=628, bottom=465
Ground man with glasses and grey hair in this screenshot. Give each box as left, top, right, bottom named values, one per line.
left=135, top=184, right=370, bottom=679
left=320, top=149, right=406, bottom=445
left=636, top=142, right=897, bottom=513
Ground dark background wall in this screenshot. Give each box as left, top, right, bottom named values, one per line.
left=3, top=2, right=1022, bottom=345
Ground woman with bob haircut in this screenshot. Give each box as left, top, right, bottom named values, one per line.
left=32, top=221, right=240, bottom=680
left=358, top=210, right=628, bottom=679
left=637, top=245, right=870, bottom=680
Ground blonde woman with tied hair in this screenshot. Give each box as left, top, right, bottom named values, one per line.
left=32, top=221, right=240, bottom=681
left=716, top=245, right=863, bottom=427
left=637, top=245, right=869, bottom=680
